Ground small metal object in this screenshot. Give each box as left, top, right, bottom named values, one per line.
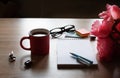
left=90, top=35, right=96, bottom=41
left=9, top=51, right=16, bottom=62
left=24, top=60, right=32, bottom=68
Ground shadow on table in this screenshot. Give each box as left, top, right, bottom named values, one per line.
left=20, top=54, right=49, bottom=71
left=97, top=54, right=120, bottom=78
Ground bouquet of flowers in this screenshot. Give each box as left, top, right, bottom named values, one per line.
left=91, top=4, right=120, bottom=62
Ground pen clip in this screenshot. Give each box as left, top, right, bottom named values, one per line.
left=76, top=57, right=92, bottom=66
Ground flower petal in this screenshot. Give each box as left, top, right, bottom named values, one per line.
left=110, top=5, right=120, bottom=20
left=90, top=20, right=101, bottom=36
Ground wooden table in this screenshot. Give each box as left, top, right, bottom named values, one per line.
left=0, top=18, right=120, bottom=78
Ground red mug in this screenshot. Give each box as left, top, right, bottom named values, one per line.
left=20, top=28, right=50, bottom=55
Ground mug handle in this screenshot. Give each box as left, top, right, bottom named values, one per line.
left=20, top=36, right=31, bottom=50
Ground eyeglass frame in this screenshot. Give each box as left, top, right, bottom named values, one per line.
left=50, top=25, right=75, bottom=38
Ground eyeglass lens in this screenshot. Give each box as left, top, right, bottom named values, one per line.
left=50, top=28, right=63, bottom=38
left=64, top=25, right=75, bottom=32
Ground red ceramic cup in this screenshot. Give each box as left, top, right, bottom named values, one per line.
left=20, top=28, right=50, bottom=55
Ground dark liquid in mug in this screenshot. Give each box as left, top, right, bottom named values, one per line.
left=33, top=33, right=47, bottom=37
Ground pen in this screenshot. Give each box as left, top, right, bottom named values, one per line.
left=70, top=52, right=93, bottom=65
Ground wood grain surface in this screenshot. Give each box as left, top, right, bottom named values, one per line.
left=0, top=18, right=119, bottom=78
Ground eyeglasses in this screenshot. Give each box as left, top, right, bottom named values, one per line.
left=50, top=25, right=75, bottom=38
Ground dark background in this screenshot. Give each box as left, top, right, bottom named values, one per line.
left=0, top=0, right=119, bottom=18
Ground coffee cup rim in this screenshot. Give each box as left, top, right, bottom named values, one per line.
left=29, top=28, right=49, bottom=36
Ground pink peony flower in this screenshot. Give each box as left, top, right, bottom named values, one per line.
left=91, top=4, right=120, bottom=62
left=91, top=4, right=120, bottom=38
left=99, top=4, right=120, bottom=20
left=91, top=19, right=114, bottom=38
left=97, top=37, right=114, bottom=61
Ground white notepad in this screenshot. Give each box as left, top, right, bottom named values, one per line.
left=57, top=39, right=98, bottom=69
